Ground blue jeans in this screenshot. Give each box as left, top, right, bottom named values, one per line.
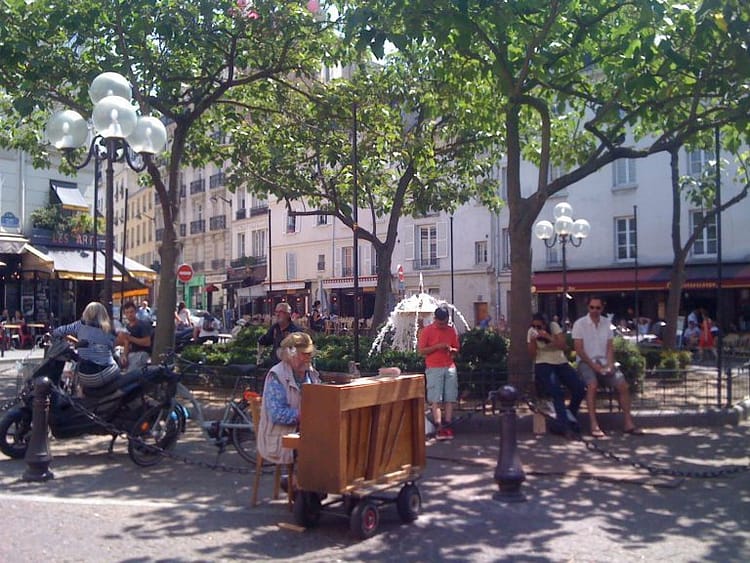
left=535, top=362, right=585, bottom=432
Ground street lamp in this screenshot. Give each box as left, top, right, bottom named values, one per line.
left=534, top=202, right=591, bottom=328
left=210, top=194, right=233, bottom=207
left=45, top=71, right=167, bottom=317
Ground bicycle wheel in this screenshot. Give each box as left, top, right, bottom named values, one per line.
left=230, top=402, right=256, bottom=463
left=128, top=405, right=180, bottom=467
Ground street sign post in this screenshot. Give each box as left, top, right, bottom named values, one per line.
left=177, top=263, right=194, bottom=283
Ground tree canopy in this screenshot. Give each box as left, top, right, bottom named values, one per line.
left=336, top=0, right=750, bottom=381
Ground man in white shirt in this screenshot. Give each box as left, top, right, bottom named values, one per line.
left=572, top=296, right=642, bottom=438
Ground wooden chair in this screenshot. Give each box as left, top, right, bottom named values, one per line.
left=248, top=396, right=294, bottom=508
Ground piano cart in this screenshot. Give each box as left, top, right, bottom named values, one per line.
left=282, top=373, right=426, bottom=539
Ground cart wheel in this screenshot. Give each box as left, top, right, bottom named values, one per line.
left=396, top=483, right=421, bottom=523
left=293, top=491, right=322, bottom=528
left=350, top=499, right=379, bottom=539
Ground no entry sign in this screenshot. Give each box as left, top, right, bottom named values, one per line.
left=177, top=263, right=194, bottom=283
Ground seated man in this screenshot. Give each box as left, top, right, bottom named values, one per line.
left=572, top=296, right=642, bottom=438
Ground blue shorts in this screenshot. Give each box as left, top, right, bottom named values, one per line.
left=425, top=366, right=458, bottom=404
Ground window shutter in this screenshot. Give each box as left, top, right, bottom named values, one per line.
left=335, top=247, right=342, bottom=277
left=404, top=225, right=415, bottom=261
left=436, top=221, right=448, bottom=258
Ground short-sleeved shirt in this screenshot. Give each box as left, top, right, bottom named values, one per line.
left=127, top=319, right=153, bottom=353
left=528, top=321, right=567, bottom=365
left=418, top=322, right=459, bottom=369
left=571, top=314, right=612, bottom=363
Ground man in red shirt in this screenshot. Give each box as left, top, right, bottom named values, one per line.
left=418, top=306, right=460, bottom=440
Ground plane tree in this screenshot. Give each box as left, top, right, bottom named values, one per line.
left=0, top=0, right=335, bottom=355
left=224, top=46, right=504, bottom=329
left=337, top=0, right=750, bottom=385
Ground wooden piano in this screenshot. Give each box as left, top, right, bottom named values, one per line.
left=283, top=373, right=426, bottom=494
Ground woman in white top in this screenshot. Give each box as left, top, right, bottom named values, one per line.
left=528, top=312, right=585, bottom=436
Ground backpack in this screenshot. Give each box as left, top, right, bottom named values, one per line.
left=202, top=315, right=214, bottom=331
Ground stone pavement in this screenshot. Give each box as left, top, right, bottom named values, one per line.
left=0, top=356, right=749, bottom=561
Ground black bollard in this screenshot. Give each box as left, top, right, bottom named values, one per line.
left=493, top=385, right=525, bottom=502
left=23, top=376, right=54, bottom=482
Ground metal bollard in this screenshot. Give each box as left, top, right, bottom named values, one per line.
left=493, top=385, right=526, bottom=502
left=23, top=376, right=54, bottom=482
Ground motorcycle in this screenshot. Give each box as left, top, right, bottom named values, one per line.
left=0, top=336, right=181, bottom=467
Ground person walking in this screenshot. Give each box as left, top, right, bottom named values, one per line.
left=572, top=295, right=642, bottom=437
left=417, top=305, right=460, bottom=441
left=528, top=312, right=585, bottom=437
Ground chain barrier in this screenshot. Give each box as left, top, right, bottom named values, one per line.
left=46, top=383, right=262, bottom=476
left=0, top=396, right=20, bottom=412
left=521, top=394, right=750, bottom=479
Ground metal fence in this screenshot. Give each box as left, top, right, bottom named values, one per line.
left=454, top=364, right=750, bottom=413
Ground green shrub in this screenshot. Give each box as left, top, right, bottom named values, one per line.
left=613, top=337, right=646, bottom=391
left=456, top=328, right=508, bottom=372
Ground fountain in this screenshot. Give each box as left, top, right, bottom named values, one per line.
left=369, top=292, right=471, bottom=356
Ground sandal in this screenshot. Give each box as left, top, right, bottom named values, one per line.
left=624, top=427, right=645, bottom=435
left=591, top=429, right=605, bottom=438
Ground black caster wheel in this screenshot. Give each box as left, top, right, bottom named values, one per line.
left=349, top=499, right=379, bottom=539
left=396, top=483, right=421, bottom=523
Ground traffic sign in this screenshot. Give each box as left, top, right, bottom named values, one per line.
left=177, top=263, right=194, bottom=283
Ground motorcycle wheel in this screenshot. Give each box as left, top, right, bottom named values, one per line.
left=127, top=405, right=180, bottom=467
left=0, top=406, right=32, bottom=459
left=230, top=403, right=257, bottom=463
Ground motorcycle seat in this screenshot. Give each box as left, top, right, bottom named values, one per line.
left=82, top=371, right=144, bottom=399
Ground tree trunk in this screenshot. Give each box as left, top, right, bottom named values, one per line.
left=372, top=245, right=394, bottom=330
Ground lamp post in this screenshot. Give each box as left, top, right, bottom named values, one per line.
left=534, top=202, right=591, bottom=328
left=45, top=71, right=167, bottom=318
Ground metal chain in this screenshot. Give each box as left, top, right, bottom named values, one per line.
left=0, top=396, right=20, bottom=412
left=47, top=384, right=263, bottom=476
left=521, top=394, right=750, bottom=479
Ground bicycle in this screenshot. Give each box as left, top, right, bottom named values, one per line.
left=174, top=358, right=260, bottom=463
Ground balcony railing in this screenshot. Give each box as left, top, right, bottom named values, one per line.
left=192, top=261, right=204, bottom=272
left=209, top=172, right=226, bottom=189
left=155, top=228, right=164, bottom=242
left=235, top=208, right=247, bottom=220
left=230, top=255, right=267, bottom=268
left=412, top=258, right=440, bottom=270
left=190, top=220, right=206, bottom=234
left=249, top=205, right=269, bottom=217
left=211, top=258, right=226, bottom=270
left=342, top=267, right=354, bottom=277
left=209, top=215, right=226, bottom=231
left=189, top=179, right=205, bottom=194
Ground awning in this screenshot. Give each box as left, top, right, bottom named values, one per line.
left=113, top=288, right=150, bottom=300
left=21, top=243, right=54, bottom=272
left=50, top=180, right=89, bottom=212
left=224, top=263, right=267, bottom=289
left=40, top=248, right=155, bottom=283
left=651, top=262, right=750, bottom=290
left=205, top=284, right=219, bottom=292
left=43, top=248, right=110, bottom=281
left=0, top=233, right=30, bottom=254
left=112, top=251, right=157, bottom=281
left=532, top=263, right=750, bottom=294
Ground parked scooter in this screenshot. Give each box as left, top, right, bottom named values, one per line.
left=0, top=336, right=181, bottom=467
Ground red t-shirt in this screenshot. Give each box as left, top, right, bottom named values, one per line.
left=418, top=322, right=459, bottom=368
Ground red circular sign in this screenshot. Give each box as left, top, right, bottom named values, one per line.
left=177, top=263, right=194, bottom=283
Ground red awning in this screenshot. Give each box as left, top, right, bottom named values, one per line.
left=205, top=284, right=219, bottom=292
left=532, top=263, right=750, bottom=294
